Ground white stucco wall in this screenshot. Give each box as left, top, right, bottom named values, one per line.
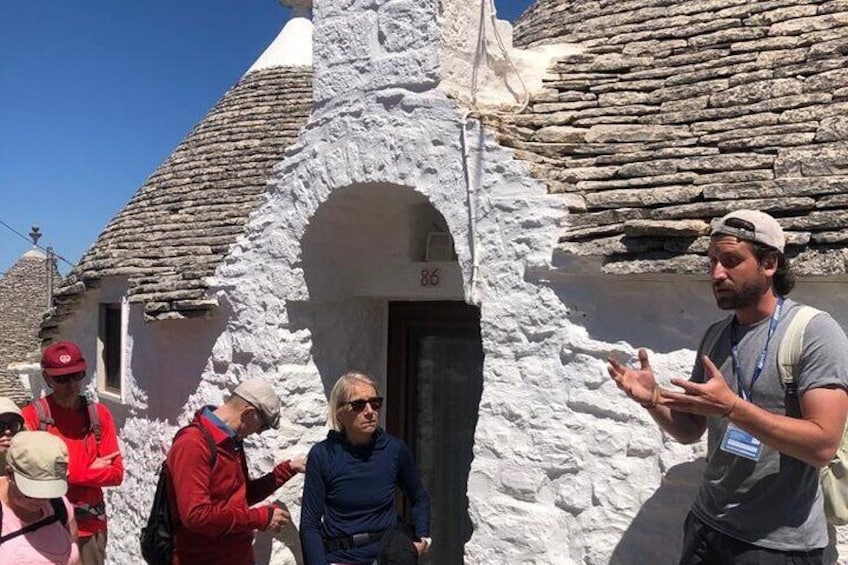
left=51, top=1, right=848, bottom=563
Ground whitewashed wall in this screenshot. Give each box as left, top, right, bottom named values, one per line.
left=52, top=0, right=848, bottom=563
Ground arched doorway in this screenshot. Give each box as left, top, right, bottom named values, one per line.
left=300, top=183, right=483, bottom=563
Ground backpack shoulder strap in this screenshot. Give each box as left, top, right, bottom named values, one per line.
left=175, top=423, right=217, bottom=467
left=194, top=423, right=217, bottom=467
left=33, top=397, right=53, bottom=431
left=0, top=502, right=63, bottom=544
left=80, top=395, right=102, bottom=447
left=778, top=305, right=823, bottom=392
left=49, top=498, right=68, bottom=527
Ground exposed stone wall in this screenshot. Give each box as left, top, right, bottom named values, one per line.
left=502, top=0, right=848, bottom=275
left=0, top=251, right=53, bottom=403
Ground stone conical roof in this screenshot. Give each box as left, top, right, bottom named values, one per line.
left=501, top=0, right=848, bottom=275
left=0, top=250, right=55, bottom=403
left=43, top=65, right=313, bottom=330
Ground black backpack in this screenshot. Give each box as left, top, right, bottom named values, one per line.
left=0, top=497, right=68, bottom=544
left=140, top=423, right=217, bottom=565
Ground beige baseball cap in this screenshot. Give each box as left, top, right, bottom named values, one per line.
left=711, top=209, right=786, bottom=253
left=7, top=431, right=69, bottom=498
left=233, top=379, right=281, bottom=430
left=0, top=397, right=22, bottom=419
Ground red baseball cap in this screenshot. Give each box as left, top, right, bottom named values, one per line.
left=41, top=341, right=87, bottom=377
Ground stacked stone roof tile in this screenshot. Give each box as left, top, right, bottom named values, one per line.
left=44, top=67, right=312, bottom=330
left=505, top=0, right=848, bottom=275
left=0, top=251, right=54, bottom=403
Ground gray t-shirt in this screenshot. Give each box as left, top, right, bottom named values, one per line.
left=691, top=298, right=848, bottom=551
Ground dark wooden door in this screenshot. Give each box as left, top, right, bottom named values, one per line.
left=387, top=301, right=484, bottom=565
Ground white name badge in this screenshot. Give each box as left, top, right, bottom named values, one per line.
left=720, top=423, right=763, bottom=461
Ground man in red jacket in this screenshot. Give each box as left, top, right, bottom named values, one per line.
left=167, top=378, right=306, bottom=565
left=22, top=340, right=124, bottom=565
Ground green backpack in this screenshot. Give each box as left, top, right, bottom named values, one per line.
left=777, top=305, right=848, bottom=526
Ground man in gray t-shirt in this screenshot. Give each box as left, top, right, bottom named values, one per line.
left=609, top=209, right=848, bottom=565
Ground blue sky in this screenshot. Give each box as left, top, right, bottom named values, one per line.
left=0, top=0, right=534, bottom=275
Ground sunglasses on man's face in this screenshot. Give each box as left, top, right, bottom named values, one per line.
left=252, top=409, right=270, bottom=432
left=0, top=419, right=22, bottom=435
left=341, top=397, right=384, bottom=413
left=52, top=372, right=86, bottom=385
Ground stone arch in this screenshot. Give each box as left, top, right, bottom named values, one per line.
left=206, top=90, right=572, bottom=563
left=292, top=181, right=465, bottom=393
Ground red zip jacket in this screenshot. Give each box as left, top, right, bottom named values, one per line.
left=21, top=396, right=124, bottom=538
left=167, top=410, right=297, bottom=565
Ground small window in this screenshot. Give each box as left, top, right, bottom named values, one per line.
left=98, top=303, right=122, bottom=394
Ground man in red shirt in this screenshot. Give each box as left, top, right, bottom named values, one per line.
left=22, top=340, right=124, bottom=565
left=167, top=378, right=306, bottom=565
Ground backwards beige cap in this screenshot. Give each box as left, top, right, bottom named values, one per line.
left=711, top=209, right=786, bottom=253
left=233, top=379, right=281, bottom=430
left=7, top=431, right=69, bottom=498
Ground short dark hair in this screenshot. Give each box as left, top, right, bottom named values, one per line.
left=750, top=241, right=795, bottom=297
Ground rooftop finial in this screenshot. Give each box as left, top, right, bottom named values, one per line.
left=247, top=0, right=313, bottom=72
left=29, top=225, right=42, bottom=247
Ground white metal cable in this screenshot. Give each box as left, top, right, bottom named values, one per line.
left=462, top=0, right=533, bottom=305
left=461, top=0, right=492, bottom=306
left=460, top=110, right=481, bottom=306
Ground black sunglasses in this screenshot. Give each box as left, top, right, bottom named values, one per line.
left=253, top=409, right=270, bottom=432
left=52, top=372, right=86, bottom=385
left=341, top=397, right=383, bottom=413
left=0, top=419, right=22, bottom=435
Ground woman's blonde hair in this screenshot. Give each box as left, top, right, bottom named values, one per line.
left=327, top=371, right=379, bottom=432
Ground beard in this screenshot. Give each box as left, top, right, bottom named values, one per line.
left=713, top=276, right=770, bottom=310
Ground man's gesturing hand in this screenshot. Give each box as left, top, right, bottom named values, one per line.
left=662, top=356, right=739, bottom=418
left=608, top=348, right=659, bottom=407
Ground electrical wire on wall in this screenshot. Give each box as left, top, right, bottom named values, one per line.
left=461, top=0, right=531, bottom=305
left=460, top=110, right=481, bottom=306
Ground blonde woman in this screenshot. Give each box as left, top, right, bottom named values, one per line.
left=300, top=372, right=431, bottom=565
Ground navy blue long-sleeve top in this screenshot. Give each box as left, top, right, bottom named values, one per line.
left=300, top=428, right=431, bottom=565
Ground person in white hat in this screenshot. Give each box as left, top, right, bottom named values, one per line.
left=0, top=397, right=24, bottom=470
left=165, top=378, right=306, bottom=565
left=609, top=209, right=848, bottom=564
left=0, top=431, right=80, bottom=564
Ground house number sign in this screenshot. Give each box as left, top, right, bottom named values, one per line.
left=420, top=267, right=441, bottom=287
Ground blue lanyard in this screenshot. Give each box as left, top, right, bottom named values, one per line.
left=730, top=297, right=784, bottom=402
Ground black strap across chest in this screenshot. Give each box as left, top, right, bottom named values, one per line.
left=0, top=497, right=67, bottom=544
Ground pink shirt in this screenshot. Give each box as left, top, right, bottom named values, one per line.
left=0, top=497, right=80, bottom=565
